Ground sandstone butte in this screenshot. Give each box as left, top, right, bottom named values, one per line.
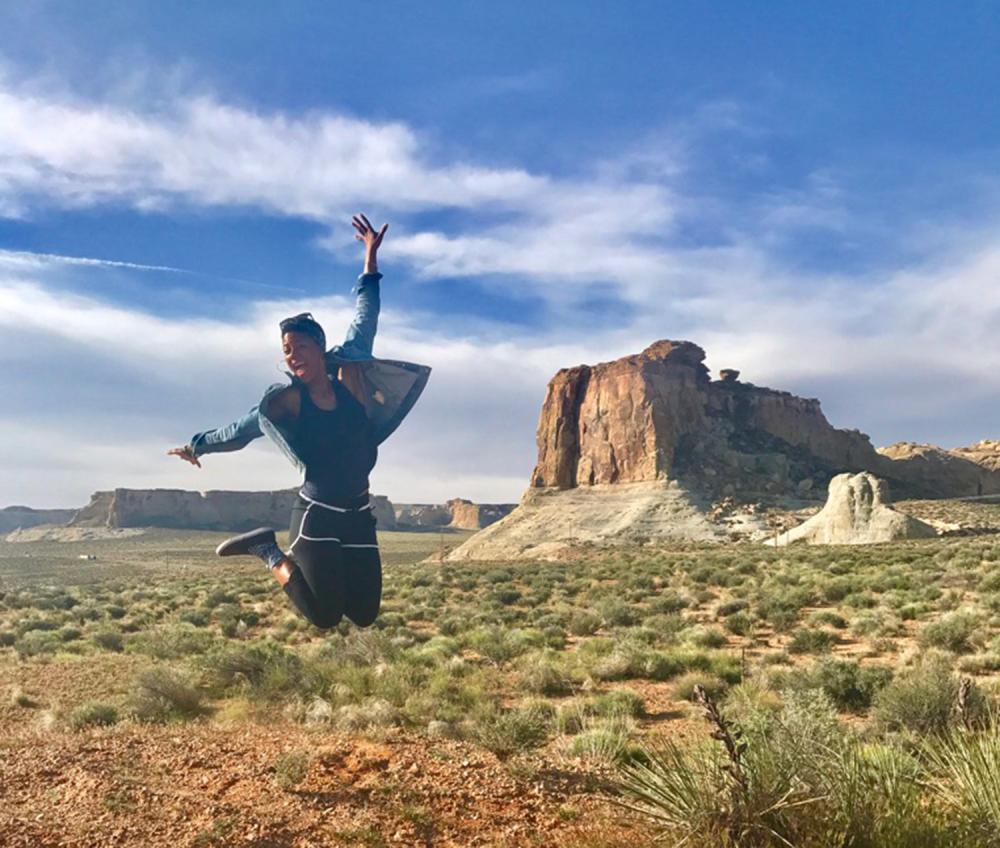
left=446, top=340, right=999, bottom=560
left=531, top=339, right=1000, bottom=500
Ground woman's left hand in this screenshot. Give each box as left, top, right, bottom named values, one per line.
left=352, top=213, right=387, bottom=273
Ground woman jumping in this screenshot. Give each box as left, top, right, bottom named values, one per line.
left=168, top=215, right=430, bottom=629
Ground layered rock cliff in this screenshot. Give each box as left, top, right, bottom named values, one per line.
left=531, top=340, right=1000, bottom=501
left=70, top=489, right=399, bottom=531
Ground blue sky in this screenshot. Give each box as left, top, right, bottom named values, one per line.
left=1, top=2, right=999, bottom=508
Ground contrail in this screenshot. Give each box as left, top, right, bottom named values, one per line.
left=0, top=248, right=305, bottom=293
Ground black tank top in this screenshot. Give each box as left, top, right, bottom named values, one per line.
left=293, top=379, right=377, bottom=503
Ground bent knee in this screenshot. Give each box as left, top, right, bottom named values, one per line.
left=348, top=608, right=380, bottom=628
left=307, top=609, right=344, bottom=630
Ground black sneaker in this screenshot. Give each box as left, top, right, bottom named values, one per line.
left=215, top=527, right=277, bottom=558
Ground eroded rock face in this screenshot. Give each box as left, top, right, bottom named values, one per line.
left=532, top=341, right=710, bottom=488
left=70, top=488, right=398, bottom=531
left=950, top=440, right=1000, bottom=476
left=877, top=442, right=1000, bottom=499
left=766, top=472, right=937, bottom=545
left=530, top=340, right=1000, bottom=501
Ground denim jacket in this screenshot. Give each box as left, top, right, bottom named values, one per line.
left=189, top=273, right=431, bottom=471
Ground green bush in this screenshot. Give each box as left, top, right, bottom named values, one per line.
left=69, top=702, right=120, bottom=729
left=873, top=653, right=981, bottom=734
left=518, top=654, right=573, bottom=696
left=90, top=629, right=124, bottom=652
left=919, top=612, right=983, bottom=654
left=787, top=627, right=835, bottom=654
left=129, top=667, right=204, bottom=722
left=474, top=704, right=551, bottom=757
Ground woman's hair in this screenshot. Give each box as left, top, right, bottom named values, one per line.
left=279, top=312, right=326, bottom=350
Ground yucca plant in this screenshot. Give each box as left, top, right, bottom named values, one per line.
left=922, top=718, right=1000, bottom=845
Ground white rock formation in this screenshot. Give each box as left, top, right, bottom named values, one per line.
left=766, top=472, right=937, bottom=546
left=444, top=481, right=744, bottom=561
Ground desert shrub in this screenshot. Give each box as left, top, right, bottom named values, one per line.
left=673, top=672, right=727, bottom=702
left=919, top=612, right=983, bottom=654
left=492, top=587, right=522, bottom=606
left=17, top=616, right=61, bottom=635
left=809, top=610, right=847, bottom=629
left=69, top=702, right=120, bottom=729
left=58, top=626, right=83, bottom=642
left=568, top=609, right=602, bottom=637
left=683, top=626, right=728, bottom=649
left=335, top=698, right=400, bottom=731
left=716, top=599, right=748, bottom=617
left=643, top=613, right=685, bottom=641
left=201, top=641, right=302, bottom=698
left=105, top=604, right=127, bottom=620
left=649, top=591, right=688, bottom=614
left=597, top=599, right=637, bottom=628
left=519, top=653, right=574, bottom=696
left=0, top=630, right=15, bottom=647
left=639, top=651, right=684, bottom=681
left=467, top=626, right=534, bottom=666
left=787, top=627, right=835, bottom=654
left=566, top=715, right=638, bottom=765
left=179, top=609, right=211, bottom=627
left=474, top=703, right=551, bottom=757
left=617, top=688, right=944, bottom=847
left=90, top=629, right=124, bottom=652
left=202, top=590, right=236, bottom=609
left=774, top=659, right=893, bottom=713
left=873, top=653, right=983, bottom=734
left=723, top=612, right=753, bottom=636
left=129, top=667, right=204, bottom=721
left=273, top=751, right=312, bottom=790
left=923, top=723, right=1000, bottom=838
left=591, top=689, right=645, bottom=718
left=15, top=630, right=61, bottom=657
left=128, top=624, right=216, bottom=659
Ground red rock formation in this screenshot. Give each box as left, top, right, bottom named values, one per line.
left=530, top=340, right=1000, bottom=500
left=446, top=498, right=515, bottom=530
left=533, top=341, right=709, bottom=487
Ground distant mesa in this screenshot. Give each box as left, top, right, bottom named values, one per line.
left=3, top=488, right=511, bottom=540
left=0, top=505, right=76, bottom=535
left=448, top=339, right=998, bottom=559
left=394, top=499, right=514, bottom=530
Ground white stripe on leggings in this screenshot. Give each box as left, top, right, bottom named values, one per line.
left=341, top=543, right=379, bottom=549
left=298, top=490, right=373, bottom=512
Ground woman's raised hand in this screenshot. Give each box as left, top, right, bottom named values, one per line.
left=352, top=213, right=387, bottom=274
left=167, top=446, right=202, bottom=468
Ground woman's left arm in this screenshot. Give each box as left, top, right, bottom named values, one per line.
left=338, top=214, right=388, bottom=358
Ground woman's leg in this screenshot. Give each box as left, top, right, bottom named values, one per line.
left=339, top=509, right=382, bottom=627
left=281, top=502, right=347, bottom=629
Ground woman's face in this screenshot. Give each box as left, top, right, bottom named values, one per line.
left=282, top=331, right=325, bottom=382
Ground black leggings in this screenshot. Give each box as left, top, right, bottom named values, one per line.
left=283, top=493, right=382, bottom=629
